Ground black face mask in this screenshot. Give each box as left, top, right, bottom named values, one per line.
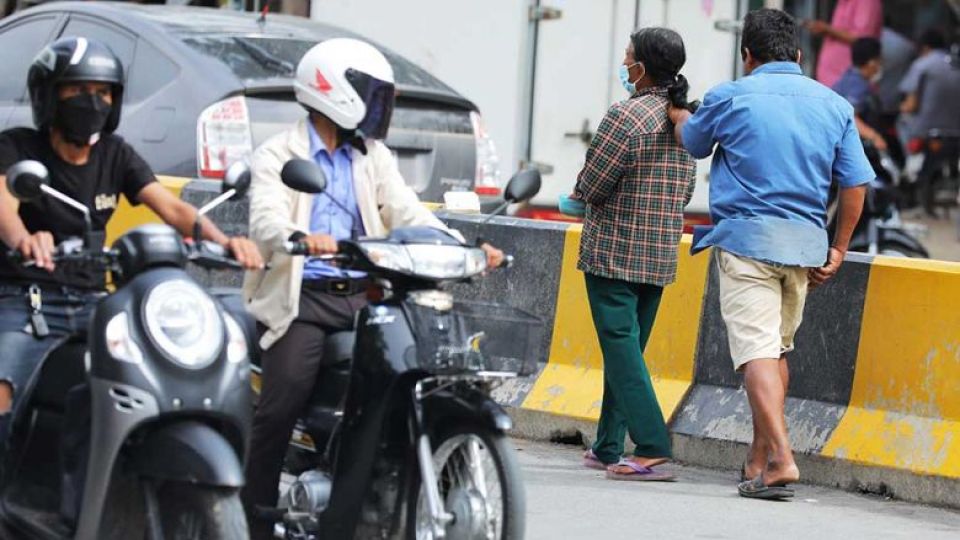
left=54, top=93, right=112, bottom=146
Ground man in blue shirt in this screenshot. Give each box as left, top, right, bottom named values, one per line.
left=670, top=8, right=872, bottom=500
left=833, top=37, right=888, bottom=151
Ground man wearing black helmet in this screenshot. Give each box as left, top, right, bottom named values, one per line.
left=0, top=37, right=263, bottom=464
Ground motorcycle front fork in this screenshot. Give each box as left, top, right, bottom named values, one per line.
left=412, top=382, right=454, bottom=539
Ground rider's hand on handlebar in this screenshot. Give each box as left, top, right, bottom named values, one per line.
left=303, top=234, right=338, bottom=256
left=480, top=243, right=505, bottom=269
left=16, top=231, right=55, bottom=271
left=225, top=237, right=265, bottom=270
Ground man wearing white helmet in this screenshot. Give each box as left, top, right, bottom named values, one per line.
left=240, top=38, right=503, bottom=537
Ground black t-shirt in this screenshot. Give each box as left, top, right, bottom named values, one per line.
left=0, top=128, right=156, bottom=290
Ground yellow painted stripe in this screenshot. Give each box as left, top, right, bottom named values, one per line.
left=521, top=227, right=710, bottom=422
left=106, top=175, right=190, bottom=245
left=822, top=256, right=960, bottom=478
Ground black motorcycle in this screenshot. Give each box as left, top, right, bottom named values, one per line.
left=828, top=142, right=930, bottom=257
left=255, top=161, right=543, bottom=540
left=0, top=161, right=256, bottom=539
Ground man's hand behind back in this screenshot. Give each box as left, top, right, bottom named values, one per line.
left=808, top=246, right=845, bottom=288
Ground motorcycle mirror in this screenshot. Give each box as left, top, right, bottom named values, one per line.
left=5, top=160, right=50, bottom=202
left=281, top=159, right=327, bottom=194
left=222, top=161, right=252, bottom=201
left=503, top=169, right=541, bottom=204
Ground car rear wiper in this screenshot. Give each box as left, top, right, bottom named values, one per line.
left=233, top=38, right=295, bottom=76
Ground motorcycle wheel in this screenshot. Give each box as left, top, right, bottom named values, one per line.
left=408, top=425, right=525, bottom=540
left=153, top=483, right=248, bottom=540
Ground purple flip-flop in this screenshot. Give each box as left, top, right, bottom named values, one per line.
left=605, top=459, right=676, bottom=482
left=583, top=449, right=607, bottom=471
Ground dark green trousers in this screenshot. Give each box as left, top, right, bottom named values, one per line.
left=585, top=273, right=672, bottom=464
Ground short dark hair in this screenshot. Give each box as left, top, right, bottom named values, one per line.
left=851, top=37, right=882, bottom=67
left=741, top=8, right=800, bottom=64
left=919, top=28, right=947, bottom=50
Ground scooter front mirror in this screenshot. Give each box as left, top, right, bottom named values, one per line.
left=5, top=160, right=50, bottom=202
left=503, top=168, right=542, bottom=203
left=281, top=159, right=327, bottom=194
left=222, top=161, right=252, bottom=201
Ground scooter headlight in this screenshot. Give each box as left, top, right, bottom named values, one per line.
left=143, top=280, right=223, bottom=370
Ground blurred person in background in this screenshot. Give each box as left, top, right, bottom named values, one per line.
left=898, top=29, right=960, bottom=214
left=832, top=37, right=886, bottom=151
left=876, top=24, right=917, bottom=166
left=805, top=0, right=883, bottom=88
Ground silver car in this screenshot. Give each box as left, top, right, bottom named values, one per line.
left=0, top=3, right=505, bottom=207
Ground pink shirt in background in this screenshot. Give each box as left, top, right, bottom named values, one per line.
left=815, top=0, right=883, bottom=88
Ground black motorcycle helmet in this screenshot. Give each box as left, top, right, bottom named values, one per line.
left=27, top=36, right=125, bottom=134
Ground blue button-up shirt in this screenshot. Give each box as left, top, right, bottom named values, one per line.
left=303, top=122, right=366, bottom=279
left=682, top=62, right=874, bottom=266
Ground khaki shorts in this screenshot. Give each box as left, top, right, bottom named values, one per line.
left=716, top=250, right=810, bottom=371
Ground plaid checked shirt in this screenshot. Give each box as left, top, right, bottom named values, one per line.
left=574, top=87, right=697, bottom=286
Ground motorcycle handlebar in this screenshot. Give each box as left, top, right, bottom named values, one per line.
left=282, top=241, right=351, bottom=263
left=5, top=247, right=113, bottom=268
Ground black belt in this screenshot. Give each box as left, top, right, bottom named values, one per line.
left=301, top=277, right=372, bottom=296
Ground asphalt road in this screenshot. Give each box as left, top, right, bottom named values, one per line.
left=516, top=439, right=960, bottom=540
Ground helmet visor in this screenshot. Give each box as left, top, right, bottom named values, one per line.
left=346, top=68, right=395, bottom=140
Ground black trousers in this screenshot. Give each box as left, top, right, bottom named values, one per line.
left=241, top=288, right=366, bottom=540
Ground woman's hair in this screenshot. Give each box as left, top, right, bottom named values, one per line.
left=630, top=27, right=693, bottom=111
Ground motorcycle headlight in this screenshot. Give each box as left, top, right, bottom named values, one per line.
left=143, top=280, right=223, bottom=370
left=360, top=243, right=488, bottom=279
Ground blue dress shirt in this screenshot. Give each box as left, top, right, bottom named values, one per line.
left=302, top=122, right=366, bottom=279
left=682, top=62, right=875, bottom=266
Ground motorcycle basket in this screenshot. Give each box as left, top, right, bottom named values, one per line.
left=404, top=300, right=542, bottom=376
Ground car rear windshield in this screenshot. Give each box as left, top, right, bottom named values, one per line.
left=180, top=35, right=455, bottom=93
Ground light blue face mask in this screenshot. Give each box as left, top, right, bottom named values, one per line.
left=618, top=62, right=644, bottom=93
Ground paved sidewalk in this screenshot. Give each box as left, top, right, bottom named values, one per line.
left=518, top=439, right=960, bottom=540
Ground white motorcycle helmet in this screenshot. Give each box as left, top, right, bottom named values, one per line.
left=294, top=38, right=396, bottom=140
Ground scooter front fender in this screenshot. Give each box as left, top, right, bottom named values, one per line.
left=128, top=420, right=244, bottom=487
left=422, top=385, right=513, bottom=434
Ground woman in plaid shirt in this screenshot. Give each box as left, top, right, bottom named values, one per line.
left=575, top=27, right=697, bottom=481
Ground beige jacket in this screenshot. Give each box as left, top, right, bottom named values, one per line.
left=243, top=119, right=459, bottom=349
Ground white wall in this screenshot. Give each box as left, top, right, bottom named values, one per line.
left=311, top=0, right=743, bottom=212
left=311, top=0, right=532, bottom=174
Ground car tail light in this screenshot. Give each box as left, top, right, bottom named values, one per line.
left=197, top=96, right=253, bottom=179
left=470, top=111, right=502, bottom=197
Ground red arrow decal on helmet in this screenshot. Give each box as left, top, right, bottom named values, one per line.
left=314, top=69, right=333, bottom=93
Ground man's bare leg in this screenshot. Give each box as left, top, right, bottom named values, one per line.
left=744, top=355, right=789, bottom=479
left=743, top=358, right=798, bottom=485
